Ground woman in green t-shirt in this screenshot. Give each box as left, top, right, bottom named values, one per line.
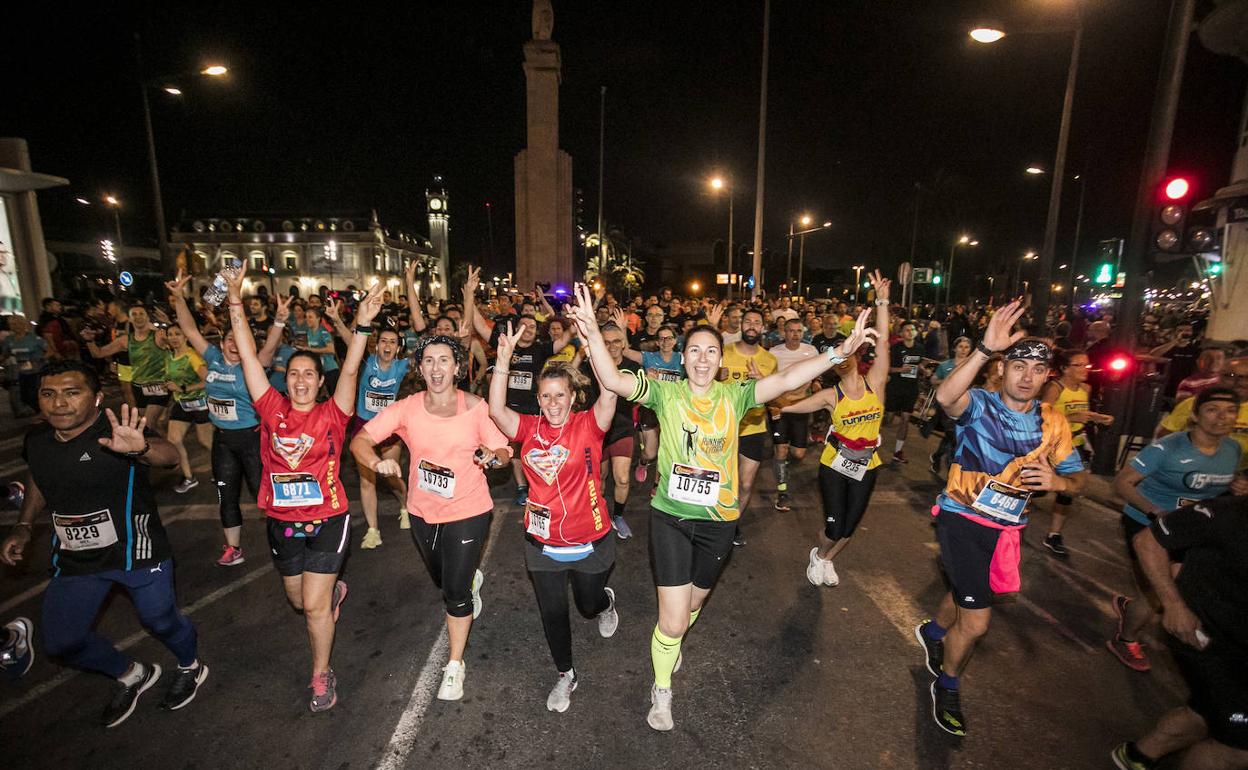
left=567, top=282, right=875, bottom=733
left=164, top=324, right=211, bottom=493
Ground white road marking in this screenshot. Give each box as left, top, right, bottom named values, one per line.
left=0, top=561, right=273, bottom=720
left=858, top=571, right=926, bottom=640
left=377, top=508, right=507, bottom=770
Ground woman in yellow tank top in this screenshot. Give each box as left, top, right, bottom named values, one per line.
left=780, top=270, right=891, bottom=587
left=1038, top=349, right=1113, bottom=557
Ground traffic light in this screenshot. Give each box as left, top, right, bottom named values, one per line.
left=932, top=274, right=942, bottom=285
left=1094, top=263, right=1114, bottom=285
left=1152, top=176, right=1191, bottom=259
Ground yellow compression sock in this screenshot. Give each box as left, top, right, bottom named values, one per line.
left=651, top=626, right=682, bottom=689
left=688, top=608, right=701, bottom=628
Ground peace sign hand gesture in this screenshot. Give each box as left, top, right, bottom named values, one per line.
left=567, top=283, right=599, bottom=339
left=274, top=293, right=292, bottom=324
left=867, top=269, right=890, bottom=302
left=354, top=282, right=385, bottom=327
left=835, top=308, right=880, bottom=358
left=495, top=321, right=524, bottom=363
left=464, top=265, right=481, bottom=298
left=982, top=300, right=1027, bottom=353
left=99, top=404, right=149, bottom=455
left=165, top=269, right=191, bottom=296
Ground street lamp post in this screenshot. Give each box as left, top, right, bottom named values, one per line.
left=104, top=195, right=124, bottom=258
left=710, top=176, right=734, bottom=299
left=1016, top=251, right=1038, bottom=296
left=944, top=234, right=973, bottom=306
left=798, top=220, right=831, bottom=296
left=852, top=264, right=865, bottom=304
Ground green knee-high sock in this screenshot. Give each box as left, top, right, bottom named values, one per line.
left=688, top=608, right=701, bottom=628
left=651, top=626, right=682, bottom=689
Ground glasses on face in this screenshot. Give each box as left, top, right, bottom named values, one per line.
left=658, top=336, right=675, bottom=342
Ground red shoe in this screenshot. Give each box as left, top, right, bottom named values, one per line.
left=216, top=544, right=245, bottom=567
left=892, top=451, right=908, bottom=464
left=1106, top=636, right=1151, bottom=672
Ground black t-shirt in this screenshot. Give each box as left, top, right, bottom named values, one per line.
left=500, top=340, right=553, bottom=414
left=23, top=414, right=171, bottom=576
left=489, top=313, right=521, bottom=349
left=632, top=327, right=662, bottom=351
left=889, top=342, right=925, bottom=391
left=581, top=358, right=642, bottom=444
left=1163, top=340, right=1201, bottom=396
left=1150, top=495, right=1248, bottom=655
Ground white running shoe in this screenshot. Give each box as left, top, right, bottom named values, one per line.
left=173, top=477, right=199, bottom=494
left=360, top=528, right=382, bottom=549
left=647, top=684, right=674, bottom=731
left=823, top=558, right=840, bottom=587
left=806, top=547, right=825, bottom=586
left=546, top=670, right=577, bottom=712
left=398, top=508, right=410, bottom=530
left=471, top=569, right=484, bottom=619
left=437, top=660, right=465, bottom=701
left=598, top=587, right=619, bottom=638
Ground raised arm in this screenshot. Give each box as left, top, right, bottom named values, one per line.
left=864, top=270, right=892, bottom=393
left=567, top=282, right=637, bottom=398
left=332, top=282, right=383, bottom=414
left=460, top=267, right=481, bottom=341
left=257, top=294, right=290, bottom=368
left=755, top=309, right=875, bottom=404
left=609, top=308, right=642, bottom=363
left=165, top=270, right=209, bottom=356
left=324, top=299, right=354, bottom=342
left=406, top=260, right=427, bottom=333
left=487, top=321, right=524, bottom=438
left=536, top=286, right=556, bottom=319
left=937, top=300, right=1025, bottom=419
left=780, top=388, right=836, bottom=415
left=223, top=262, right=274, bottom=400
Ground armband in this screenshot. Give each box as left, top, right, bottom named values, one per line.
left=354, top=325, right=373, bottom=335
left=975, top=341, right=996, bottom=357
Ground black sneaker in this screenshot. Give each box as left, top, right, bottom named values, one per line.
left=930, top=681, right=967, bottom=736
left=914, top=620, right=944, bottom=677
left=161, top=662, right=209, bottom=711
left=928, top=454, right=941, bottom=476
left=1043, top=532, right=1070, bottom=559
left=732, top=529, right=747, bottom=547
left=102, top=662, right=162, bottom=728
left=774, top=493, right=791, bottom=512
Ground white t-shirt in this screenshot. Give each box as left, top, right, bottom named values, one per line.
left=771, top=308, right=800, bottom=323
left=721, top=330, right=742, bottom=346
left=771, top=342, right=820, bottom=372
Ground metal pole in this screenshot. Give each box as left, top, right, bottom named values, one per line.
left=726, top=181, right=734, bottom=300
left=785, top=220, right=794, bottom=293
left=945, top=241, right=957, bottom=306
left=135, top=33, right=171, bottom=276
left=854, top=266, right=862, bottom=304
left=1068, top=172, right=1087, bottom=313
left=909, top=183, right=922, bottom=308
left=798, top=232, right=806, bottom=296
left=596, top=85, right=606, bottom=276
left=1033, top=17, right=1083, bottom=334
left=749, top=0, right=770, bottom=301
left=485, top=202, right=495, bottom=266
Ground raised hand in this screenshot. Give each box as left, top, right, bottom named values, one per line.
left=465, top=265, right=481, bottom=297
left=567, top=283, right=598, bottom=338
left=275, top=293, right=292, bottom=323
left=495, top=321, right=524, bottom=363
left=324, top=299, right=341, bottom=322
left=405, top=259, right=418, bottom=286
left=868, top=269, right=891, bottom=301
left=982, top=300, right=1027, bottom=353
left=165, top=269, right=191, bottom=296
left=608, top=306, right=628, bottom=330
left=705, top=302, right=724, bottom=329
left=224, top=258, right=247, bottom=297
left=835, top=308, right=880, bottom=358
left=99, top=404, right=148, bottom=455
left=354, top=282, right=385, bottom=326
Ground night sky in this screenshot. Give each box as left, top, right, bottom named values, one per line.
left=5, top=0, right=1246, bottom=294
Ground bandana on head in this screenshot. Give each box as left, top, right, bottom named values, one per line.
left=1005, top=339, right=1052, bottom=363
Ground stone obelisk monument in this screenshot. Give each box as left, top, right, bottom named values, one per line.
left=514, top=0, right=574, bottom=290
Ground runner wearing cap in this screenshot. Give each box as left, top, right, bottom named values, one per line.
left=913, top=301, right=1087, bottom=737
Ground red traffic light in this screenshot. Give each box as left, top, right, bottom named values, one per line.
left=1164, top=177, right=1190, bottom=200
left=1109, top=355, right=1131, bottom=372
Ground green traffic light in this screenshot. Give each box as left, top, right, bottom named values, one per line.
left=1094, top=263, right=1114, bottom=285
left=1209, top=263, right=1223, bottom=275
left=933, top=275, right=942, bottom=285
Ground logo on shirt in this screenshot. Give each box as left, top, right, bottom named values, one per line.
left=369, top=375, right=397, bottom=388
left=79, top=452, right=91, bottom=462
left=524, top=444, right=569, bottom=485
left=1184, top=472, right=1234, bottom=490
left=273, top=433, right=315, bottom=469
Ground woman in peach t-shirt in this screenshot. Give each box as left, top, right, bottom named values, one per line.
left=350, top=334, right=511, bottom=702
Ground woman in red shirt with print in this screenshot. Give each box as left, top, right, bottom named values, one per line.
left=487, top=321, right=621, bottom=714
left=226, top=264, right=383, bottom=713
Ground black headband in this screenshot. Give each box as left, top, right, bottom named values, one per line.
left=1005, top=339, right=1052, bottom=363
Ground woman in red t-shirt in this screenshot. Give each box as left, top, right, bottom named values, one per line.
left=225, top=263, right=383, bottom=713
left=487, top=321, right=620, bottom=714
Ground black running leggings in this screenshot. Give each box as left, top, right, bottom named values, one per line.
left=817, top=463, right=879, bottom=542
left=530, top=568, right=612, bottom=672
left=410, top=512, right=491, bottom=618
left=212, top=426, right=263, bottom=529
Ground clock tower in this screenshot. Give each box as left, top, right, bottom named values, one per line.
left=426, top=176, right=449, bottom=299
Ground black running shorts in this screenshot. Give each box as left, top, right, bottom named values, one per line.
left=935, top=508, right=1001, bottom=610
left=738, top=432, right=766, bottom=462
left=649, top=508, right=735, bottom=589
left=266, top=513, right=351, bottom=577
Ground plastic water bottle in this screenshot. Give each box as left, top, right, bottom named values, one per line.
left=203, top=257, right=242, bottom=307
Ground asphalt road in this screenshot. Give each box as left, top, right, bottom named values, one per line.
left=0, top=397, right=1188, bottom=769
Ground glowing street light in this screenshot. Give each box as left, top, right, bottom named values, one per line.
left=969, top=27, right=1006, bottom=44
left=958, top=234, right=970, bottom=245
left=822, top=221, right=832, bottom=228
left=710, top=177, right=725, bottom=190
left=1025, top=165, right=1045, bottom=175
left=800, top=214, right=813, bottom=227
left=163, top=86, right=183, bottom=96
left=75, top=197, right=90, bottom=205
left=708, top=174, right=735, bottom=298
left=946, top=234, right=978, bottom=305
left=201, top=65, right=229, bottom=77
left=105, top=195, right=120, bottom=207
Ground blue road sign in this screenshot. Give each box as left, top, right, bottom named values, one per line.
left=119, top=271, right=134, bottom=287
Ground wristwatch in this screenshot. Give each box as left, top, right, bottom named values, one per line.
left=124, top=439, right=151, bottom=458
left=975, top=341, right=996, bottom=357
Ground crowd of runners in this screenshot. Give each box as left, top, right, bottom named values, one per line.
left=0, top=266, right=1244, bottom=769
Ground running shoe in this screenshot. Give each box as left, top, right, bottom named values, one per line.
left=398, top=508, right=410, bottom=530
left=361, top=527, right=383, bottom=550
left=647, top=684, right=674, bottom=731
left=0, top=616, right=34, bottom=680
left=216, top=544, right=245, bottom=567
left=774, top=493, right=792, bottom=512
left=634, top=462, right=649, bottom=483
left=823, top=558, right=840, bottom=587
left=598, top=587, right=619, bottom=638
left=309, top=669, right=337, bottom=712
left=161, top=661, right=209, bottom=710
left=103, top=662, right=162, bottom=728
left=471, top=569, right=484, bottom=619
left=892, top=450, right=908, bottom=464
left=173, top=477, right=199, bottom=494
left=1110, top=742, right=1157, bottom=770
left=805, top=548, right=825, bottom=587
left=4, top=481, right=25, bottom=509
left=1042, top=532, right=1069, bottom=559
left=438, top=660, right=466, bottom=701
left=1106, top=636, right=1151, bottom=672
left=613, top=515, right=633, bottom=540
left=930, top=680, right=967, bottom=736
left=928, top=454, right=942, bottom=476
left=513, top=486, right=529, bottom=507
left=914, top=620, right=944, bottom=677
left=331, top=580, right=348, bottom=624
left=546, top=670, right=577, bottom=713
left=733, top=531, right=747, bottom=547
